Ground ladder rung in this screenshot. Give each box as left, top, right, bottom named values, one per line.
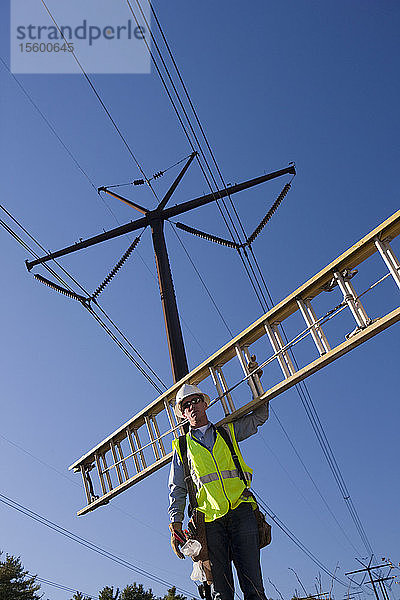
left=110, top=441, right=123, bottom=485
left=133, top=428, right=147, bottom=470
left=94, top=453, right=107, bottom=496
left=101, top=453, right=113, bottom=492
left=209, top=365, right=230, bottom=415
left=126, top=427, right=141, bottom=473
left=116, top=442, right=129, bottom=481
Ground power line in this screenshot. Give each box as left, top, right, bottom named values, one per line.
left=35, top=575, right=98, bottom=599
left=0, top=204, right=167, bottom=394
left=169, top=221, right=234, bottom=337
left=0, top=56, right=96, bottom=193
left=0, top=432, right=169, bottom=543
left=0, top=492, right=194, bottom=597
left=144, top=0, right=287, bottom=309
left=0, top=54, right=121, bottom=224
left=137, top=1, right=372, bottom=556
left=252, top=491, right=353, bottom=589
left=38, top=0, right=159, bottom=202
left=127, top=0, right=274, bottom=311
left=6, top=0, right=373, bottom=564
left=257, top=427, right=362, bottom=556
left=268, top=408, right=363, bottom=556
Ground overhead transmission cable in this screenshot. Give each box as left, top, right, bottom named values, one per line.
left=0, top=431, right=170, bottom=541
left=141, top=0, right=282, bottom=308
left=134, top=0, right=288, bottom=311
left=0, top=54, right=119, bottom=223
left=0, top=204, right=167, bottom=394
left=38, top=0, right=159, bottom=202
left=1, top=8, right=217, bottom=360
left=102, top=153, right=195, bottom=190
left=136, top=1, right=373, bottom=556
left=267, top=409, right=363, bottom=556
left=0, top=487, right=353, bottom=594
left=126, top=0, right=271, bottom=310
left=168, top=222, right=234, bottom=338
left=252, top=491, right=358, bottom=590
left=16, top=0, right=371, bottom=560
left=0, top=492, right=194, bottom=597
left=35, top=575, right=98, bottom=599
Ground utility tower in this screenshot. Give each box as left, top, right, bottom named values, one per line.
left=26, top=158, right=295, bottom=383
left=346, top=560, right=396, bottom=600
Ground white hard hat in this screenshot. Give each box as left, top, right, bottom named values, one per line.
left=174, top=383, right=210, bottom=419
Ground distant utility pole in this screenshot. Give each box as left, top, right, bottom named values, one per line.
left=26, top=156, right=294, bottom=383
left=346, top=560, right=396, bottom=600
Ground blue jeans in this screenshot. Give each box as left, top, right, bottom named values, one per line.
left=205, top=502, right=266, bottom=600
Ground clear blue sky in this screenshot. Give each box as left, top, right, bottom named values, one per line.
left=1, top=2, right=399, bottom=600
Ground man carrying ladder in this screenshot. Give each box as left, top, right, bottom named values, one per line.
left=168, top=383, right=269, bottom=600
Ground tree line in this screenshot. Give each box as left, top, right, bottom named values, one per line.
left=0, top=553, right=192, bottom=600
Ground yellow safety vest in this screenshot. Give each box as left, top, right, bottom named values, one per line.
left=173, top=423, right=254, bottom=522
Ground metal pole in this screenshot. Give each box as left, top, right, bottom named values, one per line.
left=150, top=218, right=189, bottom=382
left=367, top=568, right=381, bottom=600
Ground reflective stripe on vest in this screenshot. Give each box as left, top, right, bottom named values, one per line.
left=199, top=469, right=252, bottom=486
left=172, top=422, right=254, bottom=522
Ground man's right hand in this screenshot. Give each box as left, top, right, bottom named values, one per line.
left=169, top=522, right=185, bottom=559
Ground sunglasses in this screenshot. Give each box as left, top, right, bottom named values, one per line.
left=181, top=396, right=203, bottom=412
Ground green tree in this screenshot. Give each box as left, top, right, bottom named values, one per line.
left=99, top=586, right=120, bottom=600
left=121, top=583, right=156, bottom=600
left=160, top=587, right=187, bottom=600
left=70, top=592, right=92, bottom=600
left=0, top=553, right=41, bottom=600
